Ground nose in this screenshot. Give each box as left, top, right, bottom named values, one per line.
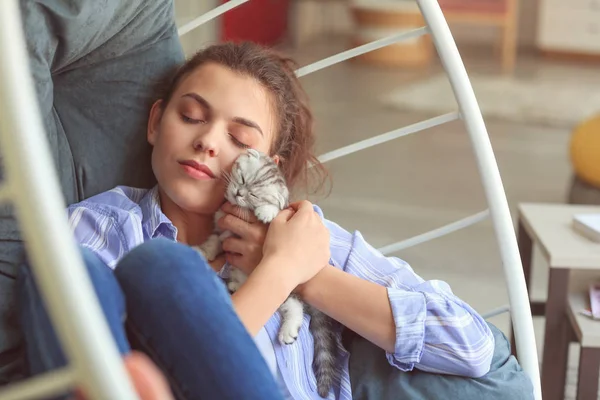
left=236, top=188, right=247, bottom=197
left=192, top=124, right=220, bottom=157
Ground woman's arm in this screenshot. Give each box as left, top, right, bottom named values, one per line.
left=231, top=256, right=296, bottom=336
left=219, top=203, right=494, bottom=377
left=228, top=201, right=331, bottom=337
left=298, top=265, right=396, bottom=353
left=304, top=217, right=495, bottom=379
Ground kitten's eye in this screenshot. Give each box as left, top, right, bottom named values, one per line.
left=249, top=193, right=257, bottom=198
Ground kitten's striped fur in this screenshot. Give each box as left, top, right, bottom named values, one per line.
left=196, top=149, right=339, bottom=398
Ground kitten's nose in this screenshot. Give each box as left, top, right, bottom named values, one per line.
left=236, top=188, right=247, bottom=197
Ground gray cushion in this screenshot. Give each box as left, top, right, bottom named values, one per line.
left=347, top=322, right=534, bottom=399
left=0, top=0, right=184, bottom=383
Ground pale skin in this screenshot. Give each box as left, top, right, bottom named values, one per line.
left=77, top=352, right=175, bottom=400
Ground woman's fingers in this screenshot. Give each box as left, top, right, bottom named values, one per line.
left=288, top=200, right=313, bottom=212
left=220, top=202, right=258, bottom=223
left=286, top=200, right=316, bottom=222
left=75, top=352, right=174, bottom=400
left=217, top=213, right=252, bottom=239
left=208, top=254, right=227, bottom=273
left=124, top=352, right=174, bottom=400
left=273, top=208, right=295, bottom=223
left=225, top=252, right=242, bottom=269
left=218, top=213, right=268, bottom=244
left=222, top=237, right=246, bottom=255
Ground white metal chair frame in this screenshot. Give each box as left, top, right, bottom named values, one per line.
left=0, top=0, right=541, bottom=399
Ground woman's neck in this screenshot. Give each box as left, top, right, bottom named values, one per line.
left=157, top=189, right=215, bottom=247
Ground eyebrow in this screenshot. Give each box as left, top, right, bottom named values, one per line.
left=182, top=93, right=211, bottom=110
left=232, top=117, right=264, bottom=137
left=182, top=92, right=264, bottom=137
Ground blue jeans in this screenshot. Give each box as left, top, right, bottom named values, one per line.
left=17, top=238, right=284, bottom=400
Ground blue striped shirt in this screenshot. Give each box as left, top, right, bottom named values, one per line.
left=67, top=185, right=495, bottom=400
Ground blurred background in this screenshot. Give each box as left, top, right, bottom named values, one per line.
left=175, top=1, right=600, bottom=398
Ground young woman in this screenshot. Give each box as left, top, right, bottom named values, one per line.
left=18, top=42, right=494, bottom=400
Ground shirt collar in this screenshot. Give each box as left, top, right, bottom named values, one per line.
left=139, top=185, right=178, bottom=240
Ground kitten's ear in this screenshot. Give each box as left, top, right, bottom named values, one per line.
left=273, top=155, right=280, bottom=165
left=147, top=100, right=164, bottom=146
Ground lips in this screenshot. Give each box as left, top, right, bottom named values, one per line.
left=178, top=160, right=215, bottom=180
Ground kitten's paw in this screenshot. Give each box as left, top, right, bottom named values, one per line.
left=255, top=205, right=280, bottom=224
left=193, top=246, right=208, bottom=260
left=197, top=234, right=222, bottom=261
left=227, top=280, right=241, bottom=293
left=278, top=322, right=301, bottom=345
left=219, top=230, right=233, bottom=241
left=214, top=209, right=226, bottom=224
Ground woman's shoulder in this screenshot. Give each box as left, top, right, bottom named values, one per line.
left=67, top=185, right=151, bottom=219
left=312, top=204, right=356, bottom=263
left=67, top=186, right=156, bottom=268
left=312, top=205, right=351, bottom=239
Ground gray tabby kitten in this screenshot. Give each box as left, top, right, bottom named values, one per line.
left=196, top=149, right=339, bottom=398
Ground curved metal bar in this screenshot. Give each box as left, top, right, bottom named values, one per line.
left=295, top=27, right=429, bottom=77
left=0, top=1, right=139, bottom=399
left=317, top=112, right=458, bottom=164
left=177, top=0, right=249, bottom=37
left=377, top=210, right=490, bottom=255
left=416, top=1, right=541, bottom=398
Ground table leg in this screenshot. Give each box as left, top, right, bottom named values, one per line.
left=541, top=268, right=571, bottom=400
left=576, top=347, right=600, bottom=400
left=510, top=219, right=534, bottom=357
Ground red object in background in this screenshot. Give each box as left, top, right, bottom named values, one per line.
left=221, top=0, right=290, bottom=46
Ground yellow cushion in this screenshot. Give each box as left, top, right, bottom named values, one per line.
left=570, top=116, right=600, bottom=188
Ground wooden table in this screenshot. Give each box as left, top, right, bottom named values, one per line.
left=510, top=203, right=600, bottom=400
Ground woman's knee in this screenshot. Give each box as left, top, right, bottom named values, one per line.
left=114, top=238, right=227, bottom=302
left=114, top=238, right=208, bottom=278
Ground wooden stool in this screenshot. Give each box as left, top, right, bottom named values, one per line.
left=510, top=203, right=600, bottom=400
left=439, top=0, right=520, bottom=73
left=349, top=1, right=434, bottom=68
left=567, top=291, right=600, bottom=400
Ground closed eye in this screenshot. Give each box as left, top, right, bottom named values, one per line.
left=229, top=134, right=250, bottom=149
left=181, top=114, right=205, bottom=124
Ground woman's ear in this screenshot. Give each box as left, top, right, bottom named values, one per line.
left=147, top=100, right=164, bottom=146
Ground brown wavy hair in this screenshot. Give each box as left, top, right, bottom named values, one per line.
left=159, top=41, right=328, bottom=197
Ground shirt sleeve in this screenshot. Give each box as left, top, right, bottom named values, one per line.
left=324, top=217, right=495, bottom=378
left=67, top=204, right=133, bottom=269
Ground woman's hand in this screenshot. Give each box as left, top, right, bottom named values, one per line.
left=208, top=253, right=227, bottom=273
left=216, top=202, right=268, bottom=274
left=76, top=352, right=174, bottom=400
left=229, top=200, right=331, bottom=336
left=261, top=200, right=331, bottom=287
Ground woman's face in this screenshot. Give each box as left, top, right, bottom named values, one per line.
left=147, top=62, right=277, bottom=214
